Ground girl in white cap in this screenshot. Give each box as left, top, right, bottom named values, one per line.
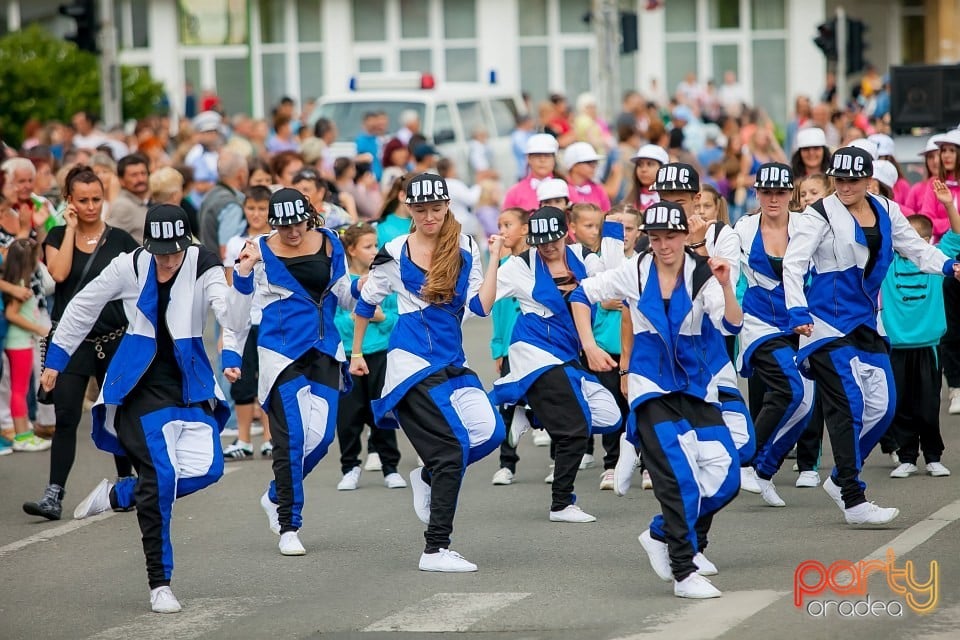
left=351, top=173, right=506, bottom=572
left=905, top=134, right=945, bottom=212
left=564, top=142, right=611, bottom=210
left=624, top=144, right=669, bottom=212
left=790, top=128, right=831, bottom=179
left=502, top=133, right=561, bottom=212
left=919, top=129, right=960, bottom=242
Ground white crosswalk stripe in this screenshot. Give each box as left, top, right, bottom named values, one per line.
left=364, top=592, right=531, bottom=632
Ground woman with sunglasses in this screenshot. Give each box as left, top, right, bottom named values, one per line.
left=782, top=145, right=960, bottom=526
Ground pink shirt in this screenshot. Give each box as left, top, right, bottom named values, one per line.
left=567, top=180, right=611, bottom=211
left=893, top=177, right=911, bottom=206
left=502, top=175, right=555, bottom=212
left=918, top=178, right=959, bottom=242
left=905, top=178, right=932, bottom=213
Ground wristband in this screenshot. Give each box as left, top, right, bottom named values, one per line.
left=618, top=369, right=629, bottom=377
left=687, top=240, right=707, bottom=249
left=351, top=353, right=364, bottom=358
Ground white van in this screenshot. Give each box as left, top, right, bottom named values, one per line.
left=309, top=74, right=525, bottom=182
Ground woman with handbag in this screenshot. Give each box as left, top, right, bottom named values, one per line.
left=22, top=165, right=139, bottom=521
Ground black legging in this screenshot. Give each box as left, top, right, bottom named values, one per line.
left=49, top=344, right=132, bottom=488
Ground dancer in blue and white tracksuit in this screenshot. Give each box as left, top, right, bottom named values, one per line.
left=351, top=173, right=505, bottom=573
left=651, top=163, right=756, bottom=484
left=492, top=206, right=623, bottom=523
left=734, top=163, right=814, bottom=507
left=41, top=204, right=257, bottom=613
left=224, top=188, right=357, bottom=557
left=571, top=200, right=742, bottom=599
left=782, top=146, right=960, bottom=525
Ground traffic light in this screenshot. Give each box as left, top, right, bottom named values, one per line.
left=620, top=11, right=638, bottom=54
left=846, top=19, right=868, bottom=74
left=814, top=18, right=838, bottom=60
left=60, top=0, right=98, bottom=53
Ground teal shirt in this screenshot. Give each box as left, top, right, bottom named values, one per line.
left=335, top=273, right=398, bottom=355
left=377, top=213, right=413, bottom=248
left=491, top=257, right=520, bottom=359
left=593, top=305, right=621, bottom=355
left=880, top=251, right=946, bottom=349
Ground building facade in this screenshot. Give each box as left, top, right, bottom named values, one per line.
left=1, top=0, right=956, bottom=126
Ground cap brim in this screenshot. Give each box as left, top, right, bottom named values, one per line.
left=640, top=224, right=688, bottom=233
left=143, top=238, right=192, bottom=255
left=269, top=213, right=313, bottom=227
left=527, top=231, right=567, bottom=246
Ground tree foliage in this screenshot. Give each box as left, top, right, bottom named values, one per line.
left=0, top=24, right=165, bottom=148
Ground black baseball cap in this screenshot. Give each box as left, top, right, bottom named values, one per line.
left=143, top=204, right=193, bottom=255
left=754, top=162, right=795, bottom=190
left=405, top=173, right=450, bottom=204
left=826, top=146, right=874, bottom=179
left=527, top=206, right=568, bottom=246
left=640, top=201, right=688, bottom=233
left=268, top=188, right=314, bottom=227
left=652, top=162, right=700, bottom=192
left=413, top=143, right=439, bottom=161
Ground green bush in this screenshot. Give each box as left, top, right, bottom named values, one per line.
left=0, top=24, right=165, bottom=148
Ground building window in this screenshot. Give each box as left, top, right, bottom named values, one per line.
left=443, top=0, right=476, bottom=38
left=215, top=57, right=252, bottom=114
left=709, top=0, right=740, bottom=29
left=446, top=48, right=478, bottom=82
left=178, top=0, right=248, bottom=45
left=563, top=48, right=591, bottom=102
left=750, top=0, right=784, bottom=30
left=558, top=0, right=590, bottom=34
left=519, top=45, right=550, bottom=104
left=298, top=0, right=323, bottom=41
left=400, top=48, right=432, bottom=72
left=752, top=39, right=786, bottom=124
left=711, top=43, right=739, bottom=85
left=353, top=0, right=387, bottom=41
left=401, top=0, right=430, bottom=38
left=518, top=0, right=548, bottom=36
left=259, top=0, right=286, bottom=44
left=300, top=51, right=325, bottom=102
left=665, top=0, right=697, bottom=33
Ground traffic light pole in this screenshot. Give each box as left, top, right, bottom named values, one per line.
left=593, top=0, right=620, bottom=122
left=98, top=0, right=122, bottom=127
left=836, top=6, right=847, bottom=107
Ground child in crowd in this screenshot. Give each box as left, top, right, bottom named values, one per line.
left=564, top=142, right=611, bottom=211
left=882, top=190, right=959, bottom=479
left=697, top=185, right=730, bottom=225
left=3, top=239, right=51, bottom=453
left=222, top=186, right=273, bottom=459
left=491, top=207, right=530, bottom=486
left=474, top=180, right=503, bottom=241
left=334, top=223, right=405, bottom=490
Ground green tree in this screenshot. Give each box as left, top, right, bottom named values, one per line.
left=0, top=24, right=165, bottom=149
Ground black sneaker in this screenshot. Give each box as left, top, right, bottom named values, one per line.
left=260, top=440, right=273, bottom=457
left=23, top=484, right=65, bottom=521
left=223, top=441, right=253, bottom=460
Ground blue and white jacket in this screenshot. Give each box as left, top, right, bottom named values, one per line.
left=222, top=228, right=357, bottom=407
left=45, top=245, right=253, bottom=455
left=574, top=250, right=741, bottom=410
left=355, top=233, right=487, bottom=429
left=783, top=193, right=956, bottom=368
left=492, top=221, right=624, bottom=406
left=734, top=211, right=806, bottom=376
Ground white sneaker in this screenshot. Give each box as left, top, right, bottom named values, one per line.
left=889, top=451, right=900, bottom=466
left=926, top=462, right=951, bottom=477
left=822, top=477, right=846, bottom=511
left=795, top=471, right=820, bottom=488
left=409, top=467, right=431, bottom=524
left=12, top=433, right=51, bottom=452
left=579, top=453, right=596, bottom=470
left=949, top=387, right=960, bottom=415
left=889, top=462, right=918, bottom=478
left=757, top=477, right=786, bottom=507
left=599, top=469, right=615, bottom=490
left=150, top=586, right=182, bottom=613
left=384, top=472, right=408, bottom=489
left=740, top=467, right=761, bottom=494
left=532, top=430, right=551, bottom=446
left=419, top=548, right=477, bottom=572
left=73, top=479, right=113, bottom=519
left=638, top=530, right=673, bottom=582
left=220, top=426, right=239, bottom=438
left=364, top=452, right=382, bottom=471
left=674, top=573, right=722, bottom=599
left=641, top=469, right=653, bottom=490
left=279, top=531, right=306, bottom=555
left=792, top=462, right=800, bottom=472
left=544, top=464, right=554, bottom=484
left=250, top=422, right=264, bottom=437
left=492, top=468, right=514, bottom=485
left=507, top=406, right=530, bottom=448
left=549, top=504, right=597, bottom=523
left=613, top=433, right=638, bottom=496
left=694, top=552, right=718, bottom=576
left=337, top=467, right=362, bottom=490
left=260, top=491, right=280, bottom=535
left=844, top=502, right=899, bottom=525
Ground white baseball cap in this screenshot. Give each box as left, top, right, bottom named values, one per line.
left=868, top=134, right=895, bottom=158
left=796, top=127, right=827, bottom=149
left=934, top=129, right=960, bottom=149
left=873, top=160, right=898, bottom=190
left=525, top=133, right=560, bottom=155
left=631, top=144, right=669, bottom=165
left=920, top=134, right=947, bottom=156
left=562, top=142, right=602, bottom=171
left=536, top=178, right=570, bottom=202
left=848, top=138, right=879, bottom=161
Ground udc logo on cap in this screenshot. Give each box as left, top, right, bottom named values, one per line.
left=150, top=218, right=186, bottom=241
left=143, top=204, right=192, bottom=255
left=272, top=198, right=307, bottom=220
left=526, top=206, right=568, bottom=246
left=406, top=174, right=451, bottom=204
left=653, top=163, right=699, bottom=192
left=268, top=188, right=313, bottom=226
left=641, top=201, right=688, bottom=232
left=826, top=147, right=873, bottom=178
left=755, top=163, right=794, bottom=190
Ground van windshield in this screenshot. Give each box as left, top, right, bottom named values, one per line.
left=315, top=102, right=427, bottom=142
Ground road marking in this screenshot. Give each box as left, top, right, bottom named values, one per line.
left=608, top=590, right=787, bottom=640
left=86, top=596, right=272, bottom=640
left=611, top=498, right=960, bottom=640
left=364, top=592, right=531, bottom=632
left=0, top=465, right=242, bottom=559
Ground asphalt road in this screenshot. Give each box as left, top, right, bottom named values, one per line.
left=1, top=318, right=959, bottom=640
